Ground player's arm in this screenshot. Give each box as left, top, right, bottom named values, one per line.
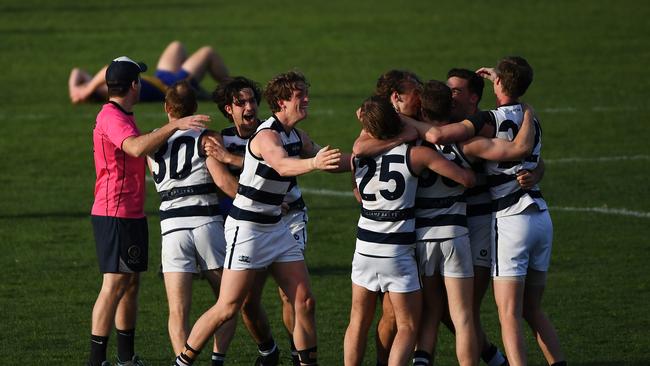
left=202, top=131, right=243, bottom=168
left=253, top=129, right=341, bottom=176
left=410, top=146, right=476, bottom=188
left=298, top=128, right=352, bottom=172
left=460, top=106, right=535, bottom=161
left=352, top=125, right=417, bottom=158
left=199, top=132, right=238, bottom=198
left=205, top=156, right=238, bottom=198
left=351, top=156, right=362, bottom=203
left=517, top=158, right=545, bottom=190
left=401, top=114, right=481, bottom=145
left=122, top=114, right=210, bottom=158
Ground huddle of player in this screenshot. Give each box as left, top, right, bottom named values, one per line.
left=148, top=56, right=566, bottom=366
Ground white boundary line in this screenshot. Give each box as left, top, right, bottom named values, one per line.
left=545, top=155, right=650, bottom=164
left=301, top=188, right=650, bottom=219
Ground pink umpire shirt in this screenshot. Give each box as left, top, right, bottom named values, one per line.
left=91, top=102, right=146, bottom=218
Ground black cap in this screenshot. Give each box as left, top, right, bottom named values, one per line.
left=105, top=56, right=148, bottom=87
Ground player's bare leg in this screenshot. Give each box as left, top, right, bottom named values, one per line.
left=375, top=294, right=396, bottom=365
left=182, top=46, right=229, bottom=83
left=203, top=269, right=238, bottom=360
left=414, top=274, right=445, bottom=365
left=270, top=260, right=317, bottom=365
left=164, top=272, right=194, bottom=354
left=177, top=269, right=257, bottom=364
left=493, top=278, right=526, bottom=366
left=344, top=283, right=378, bottom=366
left=445, top=276, right=478, bottom=366
left=156, top=40, right=187, bottom=72
left=523, top=269, right=565, bottom=365
left=241, top=271, right=272, bottom=342
left=386, top=289, right=422, bottom=366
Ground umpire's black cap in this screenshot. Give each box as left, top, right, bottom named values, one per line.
left=105, top=56, right=147, bottom=87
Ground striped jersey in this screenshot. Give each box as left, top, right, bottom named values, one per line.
left=221, top=124, right=307, bottom=215
left=415, top=141, right=471, bottom=241
left=354, top=143, right=418, bottom=257
left=228, top=116, right=303, bottom=224
left=475, top=103, right=547, bottom=217
left=148, top=128, right=221, bottom=235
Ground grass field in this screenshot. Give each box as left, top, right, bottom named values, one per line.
left=1, top=0, right=649, bottom=365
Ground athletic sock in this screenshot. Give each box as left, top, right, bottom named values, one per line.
left=482, top=343, right=507, bottom=366
left=211, top=352, right=226, bottom=366
left=175, top=343, right=200, bottom=366
left=116, top=328, right=135, bottom=363
left=290, top=339, right=300, bottom=365
left=89, top=334, right=109, bottom=366
left=376, top=362, right=388, bottom=366
left=297, top=346, right=317, bottom=366
left=413, top=350, right=432, bottom=365
left=258, top=337, right=277, bottom=355
left=551, top=362, right=567, bottom=366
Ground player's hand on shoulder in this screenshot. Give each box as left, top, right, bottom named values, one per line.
left=174, top=114, right=210, bottom=131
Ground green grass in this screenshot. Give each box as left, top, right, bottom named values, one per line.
left=1, top=0, right=649, bottom=365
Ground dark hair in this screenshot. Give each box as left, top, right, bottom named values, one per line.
left=447, top=68, right=485, bottom=103
left=375, top=69, right=423, bottom=99
left=212, top=76, right=261, bottom=121
left=264, top=70, right=309, bottom=113
left=107, top=82, right=133, bottom=97
left=420, top=80, right=452, bottom=122
left=165, top=80, right=197, bottom=119
left=495, top=56, right=533, bottom=98
left=359, top=96, right=403, bottom=140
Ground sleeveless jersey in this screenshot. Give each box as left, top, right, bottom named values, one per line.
left=415, top=140, right=471, bottom=241
left=148, top=128, right=221, bottom=235
left=354, top=143, right=418, bottom=257
left=483, top=103, right=547, bottom=217
left=221, top=124, right=307, bottom=214
left=229, top=116, right=303, bottom=224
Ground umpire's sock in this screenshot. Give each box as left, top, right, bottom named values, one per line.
left=211, top=352, right=226, bottom=366
left=116, top=328, right=135, bottom=363
left=413, top=350, right=432, bottom=365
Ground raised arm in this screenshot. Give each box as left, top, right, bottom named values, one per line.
left=122, top=114, right=210, bottom=158
left=410, top=146, right=476, bottom=188
left=460, top=105, right=535, bottom=161
left=401, top=115, right=477, bottom=145
left=202, top=132, right=243, bottom=168
left=253, top=129, right=341, bottom=177
left=352, top=125, right=417, bottom=158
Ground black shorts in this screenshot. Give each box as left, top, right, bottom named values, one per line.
left=91, top=215, right=149, bottom=273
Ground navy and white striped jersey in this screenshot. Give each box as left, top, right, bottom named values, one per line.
left=415, top=141, right=471, bottom=241
left=221, top=125, right=248, bottom=176
left=477, top=103, right=547, bottom=217
left=148, top=128, right=221, bottom=235
left=228, top=116, right=303, bottom=224
left=354, top=143, right=418, bottom=257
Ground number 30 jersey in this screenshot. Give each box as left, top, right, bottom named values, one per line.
left=148, top=128, right=221, bottom=235
left=354, top=143, right=418, bottom=257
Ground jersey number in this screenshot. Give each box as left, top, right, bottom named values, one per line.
left=358, top=155, right=406, bottom=201
left=152, top=136, right=195, bottom=184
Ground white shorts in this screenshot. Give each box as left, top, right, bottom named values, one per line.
left=161, top=221, right=226, bottom=273
left=491, top=205, right=553, bottom=277
left=416, top=234, right=474, bottom=278
left=224, top=217, right=304, bottom=270
left=283, top=209, right=308, bottom=251
left=468, top=214, right=492, bottom=268
left=351, top=251, right=421, bottom=293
